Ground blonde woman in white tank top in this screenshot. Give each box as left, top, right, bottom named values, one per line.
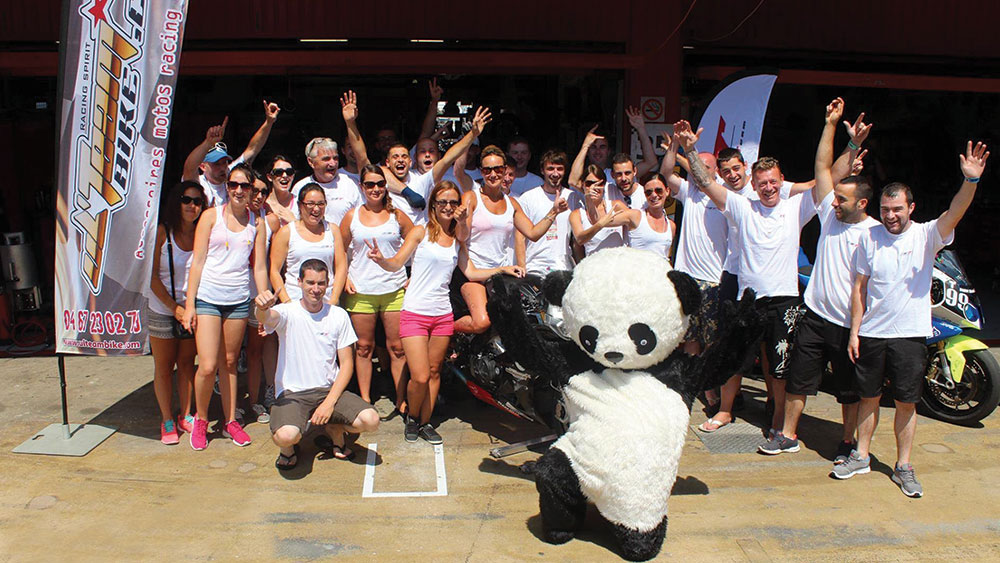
left=268, top=183, right=348, bottom=305
left=340, top=165, right=417, bottom=411
left=627, top=173, right=677, bottom=262
left=368, top=181, right=525, bottom=443
left=183, top=164, right=267, bottom=451
left=454, top=146, right=568, bottom=335
left=569, top=164, right=639, bottom=258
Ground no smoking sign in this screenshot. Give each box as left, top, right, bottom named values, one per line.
left=640, top=96, right=666, bottom=123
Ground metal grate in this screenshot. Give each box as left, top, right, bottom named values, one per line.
left=692, top=422, right=765, bottom=454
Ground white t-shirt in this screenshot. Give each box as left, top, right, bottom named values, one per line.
left=722, top=180, right=793, bottom=274
left=200, top=156, right=245, bottom=207
left=518, top=186, right=574, bottom=275
left=265, top=301, right=358, bottom=397
left=804, top=191, right=880, bottom=328
left=607, top=181, right=646, bottom=210
left=673, top=180, right=728, bottom=283
left=855, top=219, right=953, bottom=338
left=509, top=172, right=543, bottom=199
left=388, top=171, right=435, bottom=226
left=724, top=191, right=817, bottom=298
left=291, top=173, right=362, bottom=227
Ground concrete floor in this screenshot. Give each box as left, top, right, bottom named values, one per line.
left=2, top=354, right=1000, bottom=561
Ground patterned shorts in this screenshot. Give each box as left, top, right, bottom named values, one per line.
left=738, top=296, right=805, bottom=379
left=685, top=279, right=722, bottom=348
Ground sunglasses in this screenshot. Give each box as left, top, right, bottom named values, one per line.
left=583, top=179, right=605, bottom=188
left=481, top=165, right=506, bottom=175
left=362, top=180, right=387, bottom=189
left=644, top=187, right=666, bottom=196
left=270, top=167, right=295, bottom=177
left=180, top=195, right=204, bottom=206
left=251, top=188, right=269, bottom=197
left=434, top=199, right=461, bottom=208
left=226, top=180, right=252, bottom=190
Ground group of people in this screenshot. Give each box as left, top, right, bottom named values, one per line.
left=145, top=80, right=988, bottom=494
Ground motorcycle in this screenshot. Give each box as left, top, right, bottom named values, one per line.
left=798, top=248, right=1000, bottom=425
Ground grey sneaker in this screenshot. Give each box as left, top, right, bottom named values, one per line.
left=831, top=451, right=870, bottom=479
left=892, top=463, right=923, bottom=498
left=834, top=440, right=856, bottom=465
left=404, top=416, right=419, bottom=443
left=251, top=403, right=270, bottom=424
left=234, top=407, right=245, bottom=426
left=418, top=424, right=443, bottom=445
left=263, top=385, right=276, bottom=409
left=758, top=432, right=800, bottom=455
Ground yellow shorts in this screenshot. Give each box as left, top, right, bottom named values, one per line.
left=344, top=288, right=405, bottom=314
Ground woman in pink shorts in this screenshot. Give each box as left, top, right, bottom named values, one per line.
left=367, top=181, right=524, bottom=444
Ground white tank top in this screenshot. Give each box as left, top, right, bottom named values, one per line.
left=468, top=188, right=514, bottom=268
left=402, top=237, right=458, bottom=316
left=150, top=230, right=193, bottom=316
left=579, top=202, right=625, bottom=256
left=629, top=210, right=674, bottom=259
left=283, top=221, right=336, bottom=301
left=349, top=209, right=408, bottom=295
left=198, top=205, right=256, bottom=305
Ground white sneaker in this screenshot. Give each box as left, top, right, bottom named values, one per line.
left=251, top=403, right=270, bottom=424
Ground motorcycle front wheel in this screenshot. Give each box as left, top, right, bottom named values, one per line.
left=921, top=349, right=1000, bottom=425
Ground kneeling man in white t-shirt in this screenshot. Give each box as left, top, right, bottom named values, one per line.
left=255, top=259, right=379, bottom=471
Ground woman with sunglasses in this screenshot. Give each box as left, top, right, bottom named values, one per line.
left=265, top=155, right=297, bottom=226
left=367, top=182, right=524, bottom=443
left=183, top=163, right=264, bottom=450
left=453, top=147, right=567, bottom=334
left=626, top=173, right=676, bottom=261
left=244, top=174, right=276, bottom=425
left=148, top=181, right=206, bottom=444
left=569, top=163, right=638, bottom=257
left=340, top=165, right=416, bottom=410
left=269, top=184, right=347, bottom=307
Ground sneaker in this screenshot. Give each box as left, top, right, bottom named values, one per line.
left=758, top=432, right=799, bottom=455
left=263, top=385, right=276, bottom=409
left=831, top=451, right=870, bottom=479
left=222, top=420, right=252, bottom=447
left=234, top=407, right=245, bottom=426
left=190, top=418, right=209, bottom=451
left=251, top=403, right=270, bottom=424
left=404, top=416, right=419, bottom=443
left=418, top=424, right=443, bottom=445
left=160, top=419, right=180, bottom=445
left=177, top=414, right=195, bottom=434
left=834, top=440, right=856, bottom=465
left=891, top=463, right=923, bottom=498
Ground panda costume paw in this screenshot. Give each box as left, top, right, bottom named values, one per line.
left=530, top=248, right=759, bottom=561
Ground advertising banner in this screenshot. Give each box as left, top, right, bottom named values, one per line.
left=54, top=0, right=188, bottom=354
left=695, top=73, right=778, bottom=166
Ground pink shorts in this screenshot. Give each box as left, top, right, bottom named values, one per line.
left=399, top=310, right=454, bottom=338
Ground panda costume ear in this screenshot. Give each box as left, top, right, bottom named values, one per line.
left=667, top=270, right=701, bottom=316
left=543, top=270, right=574, bottom=306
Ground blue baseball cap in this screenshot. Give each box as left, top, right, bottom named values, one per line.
left=204, top=142, right=232, bottom=164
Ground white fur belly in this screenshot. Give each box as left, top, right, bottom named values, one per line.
left=553, top=370, right=690, bottom=532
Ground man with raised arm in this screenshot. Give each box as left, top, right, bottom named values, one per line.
left=568, top=106, right=659, bottom=191
left=759, top=98, right=875, bottom=460
left=182, top=100, right=280, bottom=206
left=836, top=141, right=990, bottom=498
left=256, top=259, right=379, bottom=471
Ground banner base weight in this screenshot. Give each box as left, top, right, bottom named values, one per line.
left=12, top=423, right=116, bottom=457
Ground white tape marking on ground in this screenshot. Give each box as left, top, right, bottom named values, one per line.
left=362, top=443, right=448, bottom=498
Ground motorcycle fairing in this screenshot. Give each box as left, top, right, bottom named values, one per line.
left=943, top=334, right=989, bottom=383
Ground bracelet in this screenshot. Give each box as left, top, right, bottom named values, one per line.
left=965, top=177, right=981, bottom=183
left=847, top=140, right=860, bottom=150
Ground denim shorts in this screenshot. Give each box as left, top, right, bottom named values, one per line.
left=195, top=298, right=251, bottom=320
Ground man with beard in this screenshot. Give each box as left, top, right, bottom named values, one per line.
left=759, top=98, right=874, bottom=462
left=837, top=140, right=989, bottom=498
left=182, top=100, right=281, bottom=206
left=514, top=150, right=575, bottom=274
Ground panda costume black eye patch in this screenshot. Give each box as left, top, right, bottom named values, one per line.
left=579, top=325, right=599, bottom=353
left=628, top=323, right=656, bottom=355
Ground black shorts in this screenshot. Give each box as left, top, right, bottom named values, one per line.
left=684, top=279, right=722, bottom=348
left=719, top=271, right=739, bottom=303
left=269, top=388, right=372, bottom=434
left=784, top=307, right=859, bottom=404
left=854, top=336, right=927, bottom=403
left=738, top=295, right=804, bottom=379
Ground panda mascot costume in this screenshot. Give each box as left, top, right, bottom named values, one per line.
left=514, top=247, right=761, bottom=561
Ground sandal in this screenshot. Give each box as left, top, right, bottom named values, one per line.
left=275, top=445, right=299, bottom=471
left=697, top=418, right=731, bottom=433
left=314, top=434, right=355, bottom=461
left=331, top=444, right=356, bottom=461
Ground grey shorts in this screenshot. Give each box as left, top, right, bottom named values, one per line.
left=269, top=388, right=372, bottom=434
left=145, top=306, right=178, bottom=340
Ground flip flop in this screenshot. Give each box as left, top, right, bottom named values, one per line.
left=275, top=445, right=299, bottom=471
left=331, top=444, right=356, bottom=462
left=314, top=434, right=355, bottom=461
left=697, top=418, right=731, bottom=433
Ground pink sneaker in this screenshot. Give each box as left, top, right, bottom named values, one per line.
left=177, top=414, right=195, bottom=434
left=223, top=420, right=252, bottom=447
left=190, top=418, right=209, bottom=451
left=160, top=419, right=179, bottom=445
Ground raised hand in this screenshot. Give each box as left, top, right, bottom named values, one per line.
left=205, top=116, right=228, bottom=144
left=551, top=197, right=569, bottom=215
left=471, top=106, right=492, bottom=137
left=825, top=97, right=844, bottom=125
left=959, top=141, right=990, bottom=179
left=673, top=120, right=701, bottom=152
left=583, top=124, right=604, bottom=148
left=365, top=239, right=385, bottom=262
left=340, top=90, right=359, bottom=122
left=843, top=112, right=873, bottom=146
left=429, top=77, right=444, bottom=102
left=263, top=99, right=281, bottom=122
left=851, top=149, right=868, bottom=175
left=255, top=289, right=277, bottom=310
left=626, top=106, right=646, bottom=131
